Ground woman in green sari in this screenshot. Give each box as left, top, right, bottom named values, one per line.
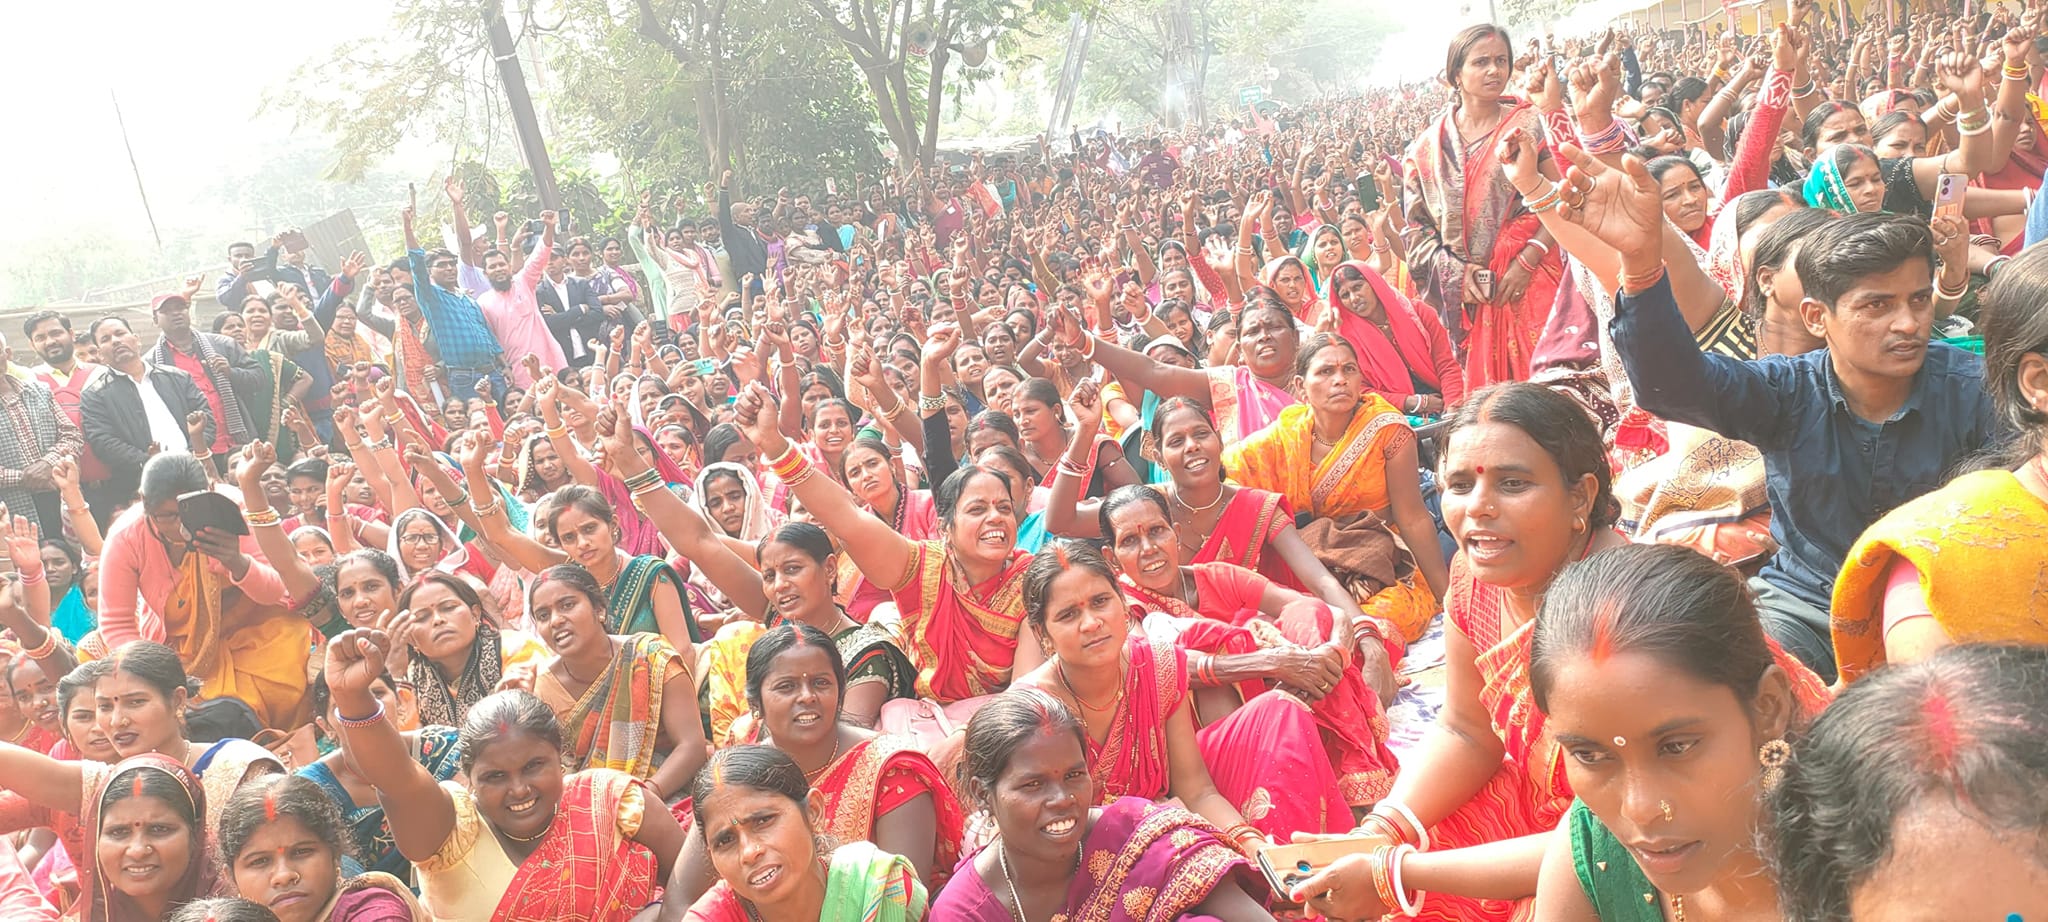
left=679, top=745, right=927, bottom=922
left=448, top=437, right=700, bottom=650
left=239, top=284, right=326, bottom=460
left=1524, top=545, right=1829, bottom=922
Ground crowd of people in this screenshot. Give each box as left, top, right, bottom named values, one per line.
left=1, top=0, right=2047, bottom=917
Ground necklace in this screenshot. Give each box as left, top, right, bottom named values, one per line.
left=500, top=808, right=558, bottom=843
left=997, top=841, right=1078, bottom=922
left=1670, top=893, right=1685, bottom=921
left=1174, top=484, right=1226, bottom=514
left=801, top=734, right=844, bottom=782
left=1055, top=653, right=1127, bottom=714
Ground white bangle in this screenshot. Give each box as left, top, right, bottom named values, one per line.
left=1384, top=801, right=1431, bottom=852
left=1390, top=843, right=1427, bottom=917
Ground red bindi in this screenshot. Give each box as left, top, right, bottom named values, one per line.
left=1474, top=465, right=1485, bottom=474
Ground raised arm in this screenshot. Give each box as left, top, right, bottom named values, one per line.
left=232, top=443, right=323, bottom=605
left=324, top=629, right=457, bottom=862
left=731, top=382, right=919, bottom=591
left=456, top=434, right=567, bottom=574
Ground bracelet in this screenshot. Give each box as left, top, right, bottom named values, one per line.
left=630, top=478, right=670, bottom=498
left=1620, top=264, right=1668, bottom=294
left=1936, top=274, right=1970, bottom=300
left=191, top=450, right=213, bottom=462
left=1369, top=844, right=1401, bottom=909
left=1515, top=253, right=1543, bottom=273
left=1712, top=68, right=1731, bottom=81
left=762, top=444, right=799, bottom=472
left=621, top=469, right=664, bottom=492
left=1379, top=802, right=1432, bottom=851
left=17, top=569, right=45, bottom=587
left=1524, top=239, right=1550, bottom=258
left=335, top=701, right=386, bottom=730
left=2006, top=64, right=2032, bottom=81
left=470, top=498, right=503, bottom=518
left=544, top=425, right=568, bottom=440
left=1390, top=843, right=1427, bottom=917
left=919, top=393, right=947, bottom=413
left=445, top=489, right=470, bottom=508
left=1521, top=182, right=1563, bottom=213
left=19, top=631, right=56, bottom=661
left=1986, top=254, right=2014, bottom=279
left=1792, top=80, right=1818, bottom=98
left=245, top=508, right=283, bottom=527
left=770, top=449, right=811, bottom=483
left=1960, top=116, right=1993, bottom=136
left=383, top=414, right=403, bottom=425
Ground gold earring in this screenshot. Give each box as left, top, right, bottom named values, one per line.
left=1758, top=738, right=1791, bottom=790
left=1573, top=515, right=1586, bottom=533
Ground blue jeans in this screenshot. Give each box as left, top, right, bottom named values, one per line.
left=444, top=367, right=505, bottom=405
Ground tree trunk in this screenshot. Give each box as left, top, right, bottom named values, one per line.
left=918, top=7, right=953, bottom=168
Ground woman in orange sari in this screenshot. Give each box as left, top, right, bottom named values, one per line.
left=1044, top=387, right=1396, bottom=701
left=1100, top=485, right=1400, bottom=808
left=730, top=379, right=1040, bottom=708
left=1403, top=24, right=1563, bottom=390
left=1224, top=332, right=1449, bottom=644
left=1295, top=382, right=1626, bottom=922
left=97, top=452, right=314, bottom=728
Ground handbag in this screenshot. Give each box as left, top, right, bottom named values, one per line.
left=877, top=695, right=994, bottom=752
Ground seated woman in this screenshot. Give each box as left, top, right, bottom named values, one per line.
left=928, top=690, right=1273, bottom=921
left=1224, top=332, right=1450, bottom=644
left=1295, top=382, right=1629, bottom=922
left=453, top=445, right=699, bottom=646
left=78, top=754, right=224, bottom=921
left=525, top=563, right=708, bottom=800
left=1012, top=539, right=1349, bottom=846
left=1519, top=544, right=1828, bottom=922
left=681, top=746, right=929, bottom=922
left=388, top=572, right=548, bottom=729
left=1099, top=485, right=1400, bottom=807
left=729, top=381, right=1040, bottom=708
left=98, top=452, right=316, bottom=729
left=296, top=672, right=461, bottom=880
left=1318, top=262, right=1465, bottom=416
left=591, top=399, right=915, bottom=734
left=1010, top=378, right=1137, bottom=496
left=1046, top=389, right=1394, bottom=702
left=218, top=775, right=424, bottom=922
left=1830, top=245, right=2048, bottom=684
left=323, top=630, right=686, bottom=920
left=670, top=625, right=961, bottom=905
left=1768, top=644, right=2048, bottom=917
left=1079, top=296, right=1303, bottom=443
left=834, top=435, right=937, bottom=621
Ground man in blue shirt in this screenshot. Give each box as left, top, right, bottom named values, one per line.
left=402, top=200, right=505, bottom=401
left=1611, top=208, right=2002, bottom=682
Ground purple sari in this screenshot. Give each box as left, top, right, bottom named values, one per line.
left=929, top=796, right=1266, bottom=921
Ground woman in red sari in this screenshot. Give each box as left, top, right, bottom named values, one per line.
left=1403, top=24, right=1563, bottom=390
left=728, top=381, right=1040, bottom=707
left=1292, top=382, right=1626, bottom=922
left=1100, top=485, right=1402, bottom=807
left=1011, top=540, right=1347, bottom=847
left=321, top=627, right=687, bottom=922
left=667, top=624, right=963, bottom=906
left=1044, top=386, right=1396, bottom=702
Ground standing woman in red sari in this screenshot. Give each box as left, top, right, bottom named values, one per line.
left=1403, top=24, right=1563, bottom=390
left=727, top=381, right=1042, bottom=708
left=1292, top=382, right=1626, bottom=922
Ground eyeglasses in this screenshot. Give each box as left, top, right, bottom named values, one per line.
left=398, top=532, right=443, bottom=546
left=431, top=260, right=458, bottom=270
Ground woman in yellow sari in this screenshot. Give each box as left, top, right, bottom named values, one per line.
left=96, top=452, right=313, bottom=728
left=1223, top=333, right=1449, bottom=643
left=526, top=563, right=708, bottom=800
left=1831, top=247, right=2048, bottom=684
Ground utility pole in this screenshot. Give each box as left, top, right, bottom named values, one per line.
left=484, top=0, right=562, bottom=212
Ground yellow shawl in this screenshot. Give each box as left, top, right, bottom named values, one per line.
left=1223, top=398, right=1410, bottom=520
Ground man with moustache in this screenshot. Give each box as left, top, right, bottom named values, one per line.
left=25, top=311, right=108, bottom=524
left=78, top=316, right=211, bottom=516
left=477, top=210, right=567, bottom=388
left=0, top=326, right=82, bottom=536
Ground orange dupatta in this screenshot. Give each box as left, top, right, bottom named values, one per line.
left=889, top=541, right=1032, bottom=703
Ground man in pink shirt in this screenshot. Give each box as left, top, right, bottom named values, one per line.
left=479, top=209, right=568, bottom=387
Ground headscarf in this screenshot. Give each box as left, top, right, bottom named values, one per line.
left=387, top=506, right=469, bottom=583
left=514, top=431, right=565, bottom=497
left=409, top=612, right=503, bottom=730
left=1324, top=260, right=1449, bottom=399
left=634, top=426, right=694, bottom=487
left=81, top=755, right=221, bottom=922
left=691, top=462, right=775, bottom=541
left=652, top=424, right=701, bottom=484
left=1258, top=255, right=1314, bottom=317
left=326, top=324, right=380, bottom=373
left=1151, top=239, right=1210, bottom=305
left=1296, top=223, right=1345, bottom=295
left=1802, top=148, right=1860, bottom=214
left=1705, top=202, right=1747, bottom=302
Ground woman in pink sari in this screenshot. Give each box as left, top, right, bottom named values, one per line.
left=1071, top=297, right=1302, bottom=443
left=1100, top=486, right=1401, bottom=807
left=1403, top=24, right=1563, bottom=390
left=1011, top=540, right=1348, bottom=845
left=1322, top=261, right=1467, bottom=413
left=1044, top=391, right=1398, bottom=702
left=929, top=691, right=1273, bottom=921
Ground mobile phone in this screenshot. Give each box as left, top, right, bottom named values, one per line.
left=1253, top=835, right=1379, bottom=899
left=279, top=230, right=310, bottom=254
left=693, top=358, right=719, bottom=375
left=1933, top=172, right=1966, bottom=223
left=826, top=177, right=838, bottom=195
left=1355, top=172, right=1382, bottom=212
left=179, top=491, right=251, bottom=538
left=1470, top=268, right=1497, bottom=303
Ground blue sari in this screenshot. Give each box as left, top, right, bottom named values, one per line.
left=51, top=585, right=94, bottom=643
left=297, top=726, right=462, bottom=877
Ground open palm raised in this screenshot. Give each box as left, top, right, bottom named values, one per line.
left=1550, top=142, right=1666, bottom=267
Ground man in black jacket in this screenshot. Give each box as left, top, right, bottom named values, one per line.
left=716, top=170, right=769, bottom=294
left=79, top=317, right=212, bottom=520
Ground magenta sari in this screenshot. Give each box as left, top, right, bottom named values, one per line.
left=928, top=796, right=1265, bottom=921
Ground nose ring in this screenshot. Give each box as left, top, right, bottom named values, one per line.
left=1659, top=800, right=1673, bottom=822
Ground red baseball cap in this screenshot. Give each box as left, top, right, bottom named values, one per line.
left=151, top=294, right=190, bottom=313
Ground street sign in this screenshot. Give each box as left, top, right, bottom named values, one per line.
left=1238, top=85, right=1265, bottom=107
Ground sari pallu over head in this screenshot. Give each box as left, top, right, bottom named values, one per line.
left=1322, top=260, right=1449, bottom=404
left=76, top=755, right=223, bottom=922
